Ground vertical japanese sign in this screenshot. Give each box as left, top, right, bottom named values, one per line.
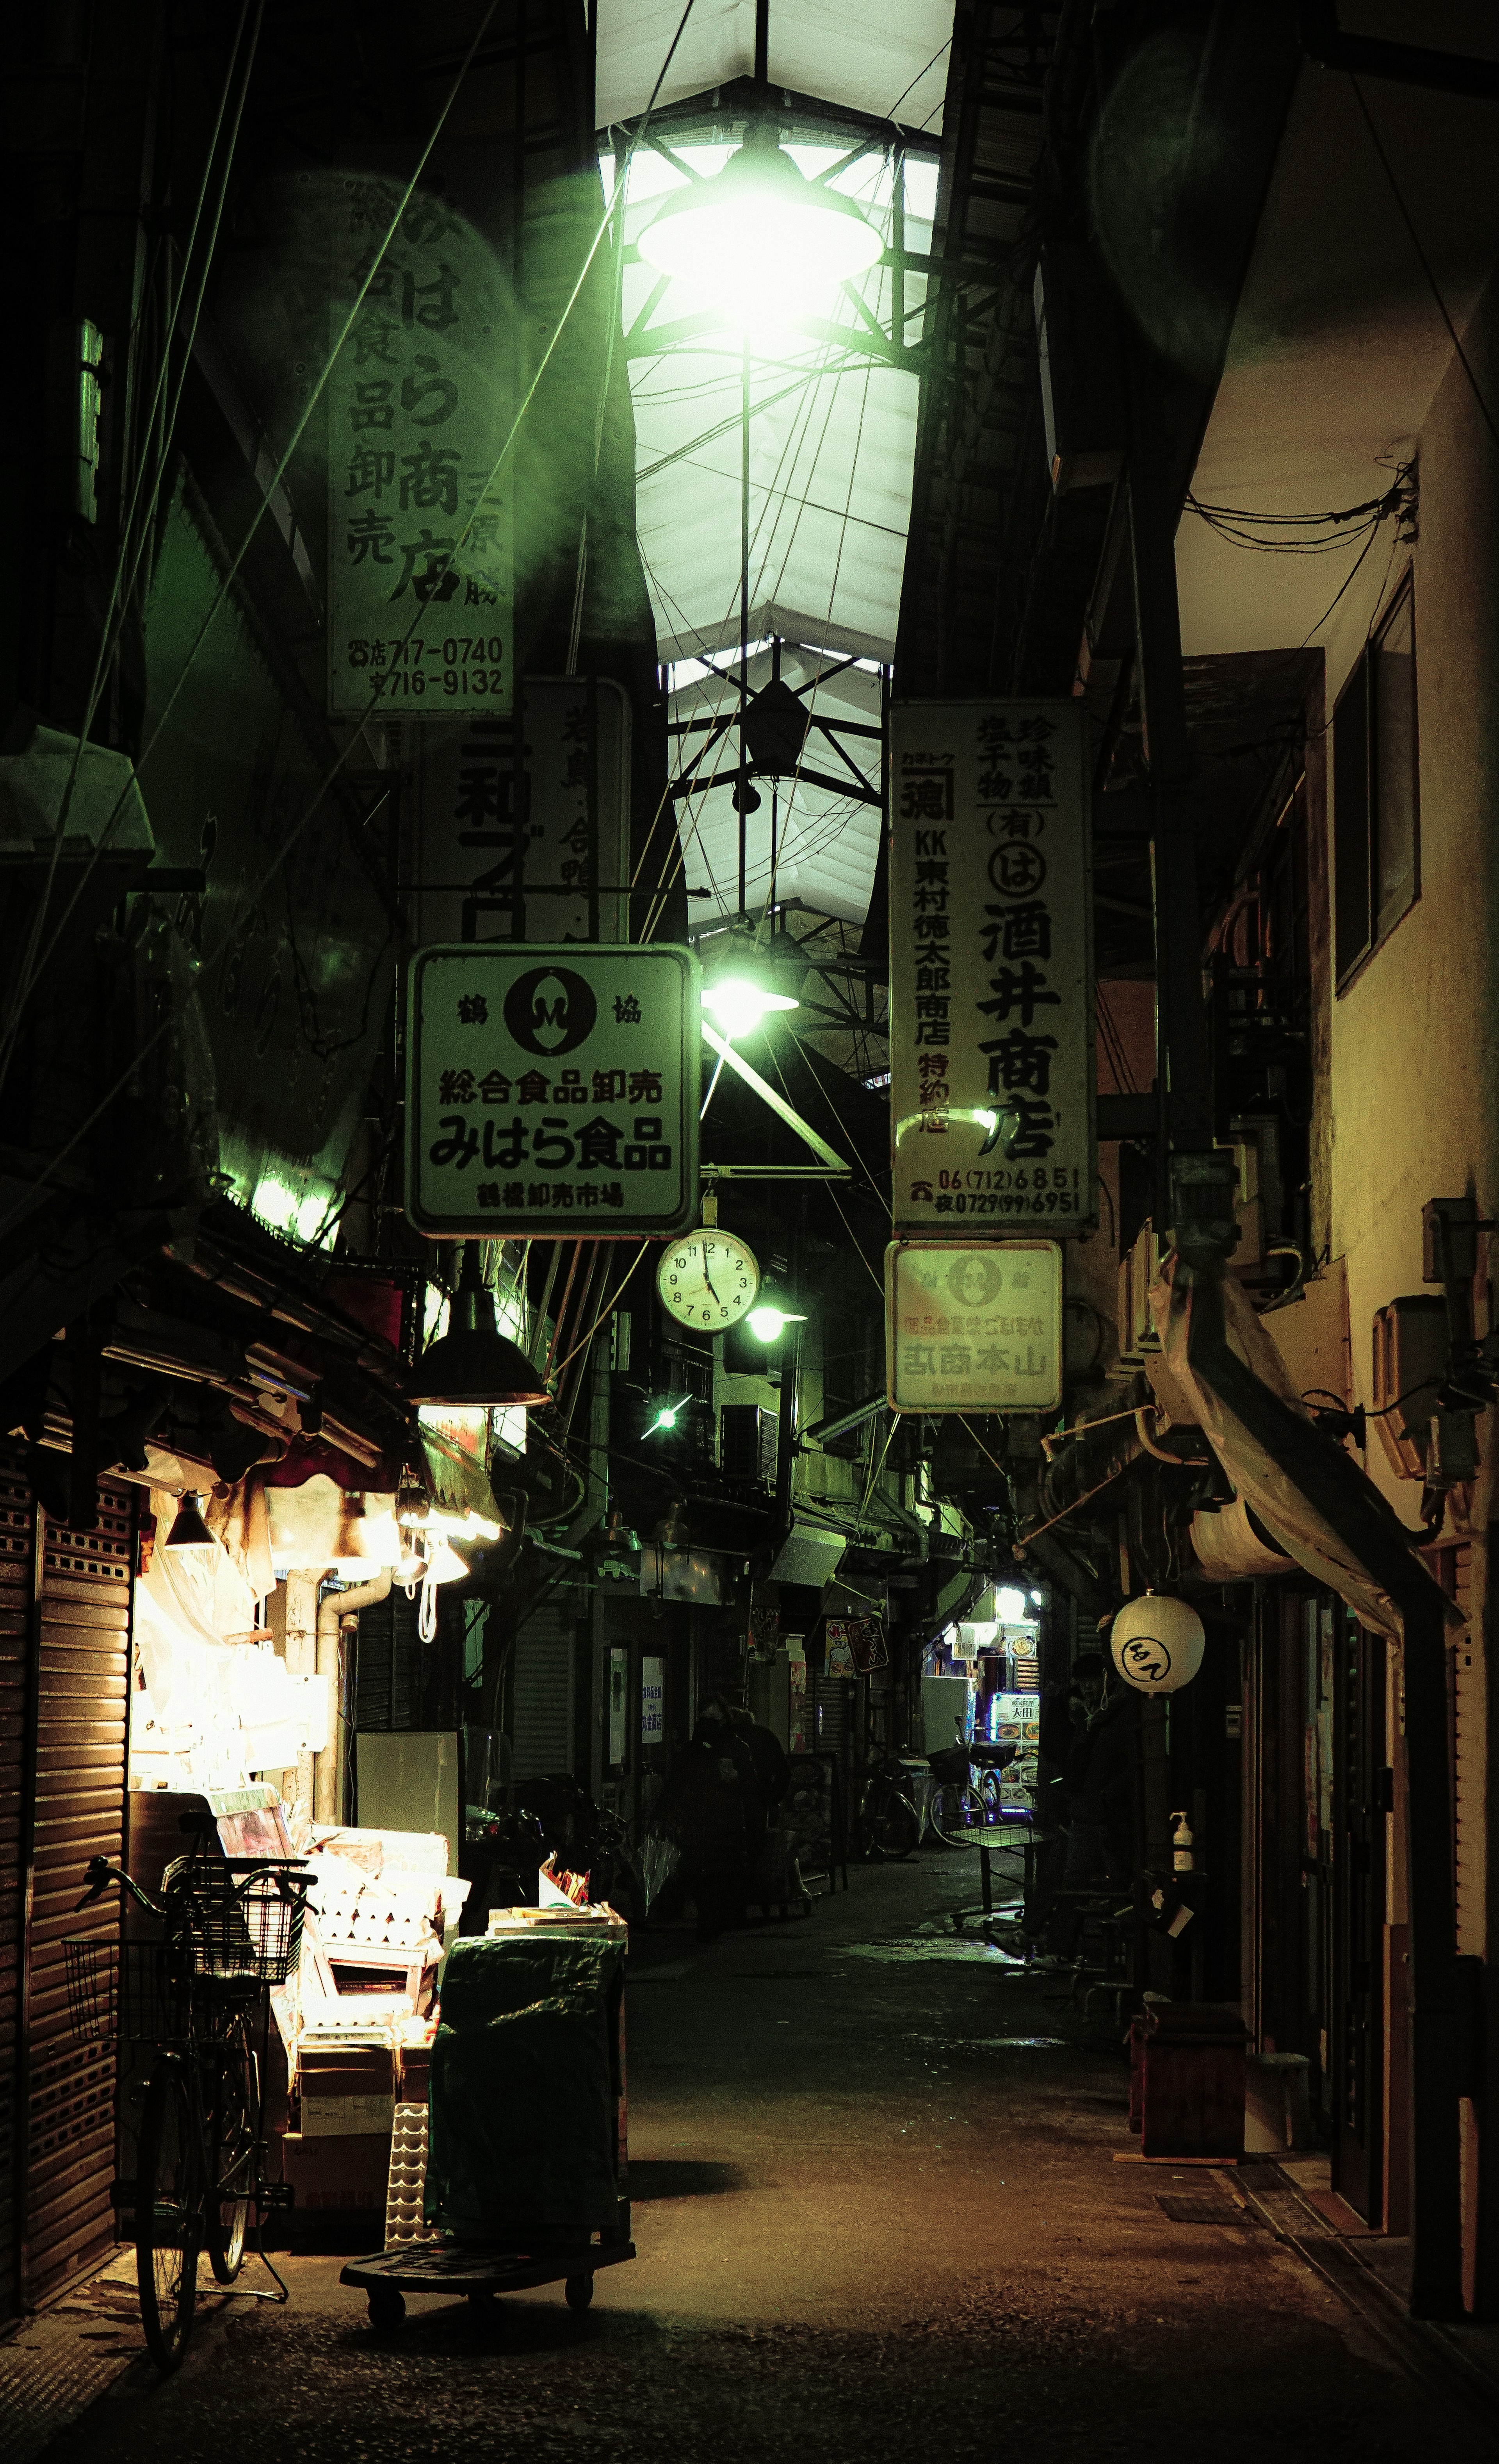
left=328, top=181, right=513, bottom=719
left=641, top=1656, right=664, bottom=1744
left=411, top=678, right=631, bottom=947
left=889, top=700, right=1094, bottom=1232
left=405, top=944, right=699, bottom=1238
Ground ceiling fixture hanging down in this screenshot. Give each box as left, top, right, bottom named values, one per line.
left=164, top=1491, right=217, bottom=1552
left=407, top=1243, right=552, bottom=1410
left=637, top=121, right=883, bottom=301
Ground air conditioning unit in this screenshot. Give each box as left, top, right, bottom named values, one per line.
left=1371, top=1296, right=1448, bottom=1480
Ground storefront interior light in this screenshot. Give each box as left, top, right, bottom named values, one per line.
left=747, top=1304, right=806, bottom=1344
left=637, top=123, right=883, bottom=322
left=995, top=1585, right=1028, bottom=1622
left=701, top=977, right=799, bottom=1040
left=163, top=1491, right=217, bottom=1552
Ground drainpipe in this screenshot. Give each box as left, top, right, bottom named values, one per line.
left=282, top=1569, right=323, bottom=1827
left=315, top=1572, right=392, bottom=1824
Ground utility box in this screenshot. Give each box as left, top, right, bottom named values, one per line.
left=1371, top=1296, right=1448, bottom=1479
left=1139, top=2001, right=1250, bottom=2160
left=921, top=1674, right=971, bottom=1757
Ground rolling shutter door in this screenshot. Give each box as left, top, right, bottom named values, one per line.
left=0, top=1458, right=31, bottom=2324
left=21, top=1482, right=134, bottom=2307
left=510, top=1602, right=576, bottom=1781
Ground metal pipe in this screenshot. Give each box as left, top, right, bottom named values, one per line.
left=798, top=1391, right=887, bottom=1450
left=314, top=1570, right=392, bottom=1824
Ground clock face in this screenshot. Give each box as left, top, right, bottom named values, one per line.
left=656, top=1231, right=761, bottom=1330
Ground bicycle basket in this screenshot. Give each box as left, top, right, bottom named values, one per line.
left=63, top=1938, right=186, bottom=2044
left=927, top=1745, right=972, bottom=1786
left=177, top=1859, right=309, bottom=1985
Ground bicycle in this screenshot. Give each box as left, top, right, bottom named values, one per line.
left=65, top=1847, right=312, bottom=2373
left=857, top=1750, right=925, bottom=1861
left=926, top=1735, right=1022, bottom=1848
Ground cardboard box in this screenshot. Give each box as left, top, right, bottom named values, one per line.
left=279, top=2129, right=391, bottom=2211
left=395, top=2043, right=431, bottom=2104
left=300, top=2044, right=396, bottom=2138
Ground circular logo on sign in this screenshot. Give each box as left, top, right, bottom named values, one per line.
left=987, top=842, right=1047, bottom=897
left=502, top=966, right=598, bottom=1056
left=946, top=1253, right=1005, bottom=1310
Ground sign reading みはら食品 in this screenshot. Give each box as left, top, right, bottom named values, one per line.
left=405, top=945, right=700, bottom=1238
left=889, top=700, right=1094, bottom=1233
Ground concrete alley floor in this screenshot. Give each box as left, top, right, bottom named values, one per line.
left=24, top=1852, right=1499, bottom=2464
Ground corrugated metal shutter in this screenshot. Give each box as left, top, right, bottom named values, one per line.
left=353, top=1586, right=425, bottom=1730
left=510, top=1602, right=576, bottom=1780
left=0, top=1457, right=32, bottom=2324
left=21, top=1481, right=134, bottom=2307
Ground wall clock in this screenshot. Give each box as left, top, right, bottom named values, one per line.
left=656, top=1229, right=761, bottom=1331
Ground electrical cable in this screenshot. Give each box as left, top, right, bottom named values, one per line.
left=0, top=0, right=264, bottom=1081
left=0, top=0, right=703, bottom=1246
left=1349, top=74, right=1499, bottom=464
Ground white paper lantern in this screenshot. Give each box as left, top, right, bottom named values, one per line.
left=1109, top=1593, right=1206, bottom=1695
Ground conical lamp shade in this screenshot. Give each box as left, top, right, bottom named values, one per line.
left=638, top=130, right=882, bottom=289
left=408, top=1245, right=552, bottom=1409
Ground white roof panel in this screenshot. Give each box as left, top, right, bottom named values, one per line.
left=595, top=0, right=953, bottom=134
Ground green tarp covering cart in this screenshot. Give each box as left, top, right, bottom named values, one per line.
left=341, top=1915, right=634, bottom=2332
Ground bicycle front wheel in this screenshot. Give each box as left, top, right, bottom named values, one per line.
left=137, top=2063, right=200, bottom=2373
left=929, top=1783, right=987, bottom=1848
left=207, top=2016, right=257, bottom=2284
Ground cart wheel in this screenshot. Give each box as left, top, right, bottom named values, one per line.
left=368, top=2288, right=406, bottom=2334
left=564, top=2274, right=594, bottom=2312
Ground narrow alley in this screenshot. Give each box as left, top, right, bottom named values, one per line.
left=22, top=1856, right=1494, bottom=2464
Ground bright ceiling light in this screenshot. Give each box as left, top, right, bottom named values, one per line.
left=638, top=130, right=883, bottom=328
left=701, top=977, right=798, bottom=1039
left=995, top=1586, right=1028, bottom=1622
left=747, top=1305, right=807, bottom=1343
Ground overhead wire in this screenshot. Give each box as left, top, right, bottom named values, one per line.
left=0, top=0, right=704, bottom=1246
left=0, top=0, right=264, bottom=1082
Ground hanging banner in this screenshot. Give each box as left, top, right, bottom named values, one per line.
left=410, top=679, right=631, bottom=947
left=405, top=943, right=700, bottom=1238
left=889, top=699, right=1094, bottom=1233
left=885, top=1239, right=1063, bottom=1414
left=327, top=180, right=513, bottom=720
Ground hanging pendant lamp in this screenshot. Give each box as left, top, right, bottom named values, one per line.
left=637, top=119, right=882, bottom=297
left=406, top=1243, right=552, bottom=1410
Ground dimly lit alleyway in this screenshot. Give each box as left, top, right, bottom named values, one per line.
left=15, top=1858, right=1495, bottom=2464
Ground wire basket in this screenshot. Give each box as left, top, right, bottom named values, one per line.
left=176, top=1859, right=309, bottom=1985
left=63, top=1938, right=187, bottom=2044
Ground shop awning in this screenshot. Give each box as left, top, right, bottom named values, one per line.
left=1148, top=1255, right=1458, bottom=1642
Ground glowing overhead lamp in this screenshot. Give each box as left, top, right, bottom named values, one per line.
left=637, top=123, right=883, bottom=312
left=406, top=1242, right=550, bottom=1410
left=645, top=1397, right=689, bottom=1438
left=746, top=1303, right=806, bottom=1344
left=701, top=977, right=798, bottom=1039
left=163, top=1491, right=217, bottom=1552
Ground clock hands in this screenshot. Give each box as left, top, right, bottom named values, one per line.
left=700, top=1238, right=723, bottom=1303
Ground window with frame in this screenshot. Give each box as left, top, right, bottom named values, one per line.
left=1333, top=571, right=1419, bottom=987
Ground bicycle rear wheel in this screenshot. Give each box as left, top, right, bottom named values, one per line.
left=862, top=1781, right=920, bottom=1862
left=137, top=2063, right=200, bottom=2373
left=206, top=2015, right=257, bottom=2284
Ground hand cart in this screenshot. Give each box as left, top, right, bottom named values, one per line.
left=341, top=2202, right=635, bottom=2331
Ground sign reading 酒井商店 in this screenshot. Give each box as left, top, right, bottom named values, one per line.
left=885, top=1239, right=1063, bottom=1414
left=889, top=700, right=1094, bottom=1233
left=328, top=181, right=513, bottom=720
left=405, top=945, right=699, bottom=1238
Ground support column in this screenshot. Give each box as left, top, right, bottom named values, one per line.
left=283, top=1568, right=320, bottom=1825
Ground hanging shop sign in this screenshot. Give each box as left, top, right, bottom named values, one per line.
left=1109, top=1593, right=1206, bottom=1695
left=411, top=678, right=631, bottom=947
left=885, top=1239, right=1062, bottom=1414
left=824, top=1615, right=888, bottom=1676
left=328, top=179, right=513, bottom=720
left=889, top=699, right=1094, bottom=1234
left=405, top=943, right=700, bottom=1237
left=641, top=1655, right=665, bottom=1743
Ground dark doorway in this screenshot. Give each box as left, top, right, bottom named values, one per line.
left=1331, top=1615, right=1387, bottom=2222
